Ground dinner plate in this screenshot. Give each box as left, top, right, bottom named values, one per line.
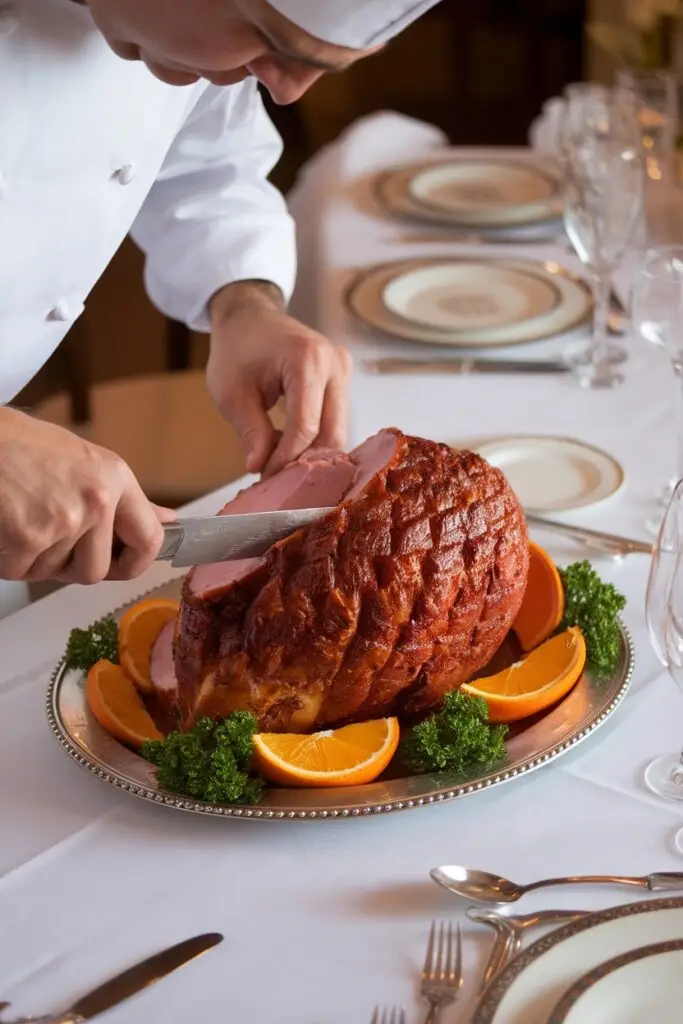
left=475, top=436, right=625, bottom=513
left=381, top=262, right=562, bottom=333
left=547, top=939, right=683, bottom=1024
left=346, top=258, right=593, bottom=348
left=376, top=158, right=563, bottom=229
left=45, top=577, right=633, bottom=821
left=407, top=160, right=561, bottom=225
left=473, top=897, right=683, bottom=1024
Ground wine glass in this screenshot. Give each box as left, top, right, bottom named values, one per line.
left=616, top=68, right=678, bottom=181
left=645, top=478, right=683, bottom=852
left=632, top=246, right=683, bottom=523
left=561, top=91, right=645, bottom=387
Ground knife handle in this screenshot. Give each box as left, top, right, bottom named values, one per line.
left=156, top=523, right=184, bottom=562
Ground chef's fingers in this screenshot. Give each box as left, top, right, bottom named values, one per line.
left=262, top=360, right=327, bottom=478
left=106, top=476, right=165, bottom=581
left=153, top=504, right=178, bottom=523
left=58, top=511, right=119, bottom=584
left=0, top=524, right=80, bottom=581
left=316, top=349, right=352, bottom=451
left=225, top=383, right=278, bottom=475
left=25, top=534, right=88, bottom=583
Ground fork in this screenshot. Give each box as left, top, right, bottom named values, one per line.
left=420, top=920, right=463, bottom=1023
left=370, top=1008, right=406, bottom=1024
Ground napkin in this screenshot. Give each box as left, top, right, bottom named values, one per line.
left=528, top=95, right=566, bottom=155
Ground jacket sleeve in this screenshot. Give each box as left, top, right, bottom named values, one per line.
left=129, top=79, right=296, bottom=333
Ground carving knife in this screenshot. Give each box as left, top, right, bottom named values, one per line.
left=6, top=932, right=223, bottom=1024
left=156, top=507, right=336, bottom=567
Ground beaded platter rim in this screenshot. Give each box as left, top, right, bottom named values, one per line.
left=45, top=578, right=635, bottom=822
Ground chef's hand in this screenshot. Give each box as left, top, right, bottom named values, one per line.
left=207, top=281, right=352, bottom=477
left=0, top=408, right=175, bottom=584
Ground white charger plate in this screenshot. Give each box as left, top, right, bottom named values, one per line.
left=381, top=262, right=562, bottom=333
left=407, top=160, right=561, bottom=225
left=547, top=939, right=683, bottom=1024
left=475, top=436, right=625, bottom=513
left=346, top=258, right=593, bottom=348
left=473, top=898, right=683, bottom=1024
left=376, top=158, right=563, bottom=229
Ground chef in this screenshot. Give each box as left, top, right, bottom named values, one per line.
left=0, top=0, right=439, bottom=593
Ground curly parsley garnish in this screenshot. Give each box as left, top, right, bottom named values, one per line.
left=399, top=691, right=508, bottom=774
left=65, top=616, right=119, bottom=671
left=142, top=712, right=264, bottom=805
left=559, top=561, right=626, bottom=677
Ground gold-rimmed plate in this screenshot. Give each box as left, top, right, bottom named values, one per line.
left=46, top=577, right=634, bottom=822
left=547, top=939, right=683, bottom=1024
left=381, top=261, right=563, bottom=334
left=346, top=257, right=593, bottom=347
left=376, top=158, right=563, bottom=229
left=474, top=897, right=683, bottom=1024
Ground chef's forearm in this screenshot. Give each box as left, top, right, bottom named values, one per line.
left=209, top=280, right=286, bottom=330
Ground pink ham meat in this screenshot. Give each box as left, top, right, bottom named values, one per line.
left=149, top=620, right=178, bottom=712
left=162, top=427, right=529, bottom=734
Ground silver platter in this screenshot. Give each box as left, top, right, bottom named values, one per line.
left=46, top=577, right=634, bottom=822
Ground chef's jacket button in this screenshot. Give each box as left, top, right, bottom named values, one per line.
left=0, top=4, right=18, bottom=36
left=48, top=301, right=72, bottom=322
left=115, top=163, right=137, bottom=186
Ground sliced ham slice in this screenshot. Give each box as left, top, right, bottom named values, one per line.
left=190, top=452, right=357, bottom=600
left=149, top=619, right=178, bottom=710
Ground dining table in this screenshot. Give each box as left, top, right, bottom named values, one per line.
left=4, top=109, right=683, bottom=1024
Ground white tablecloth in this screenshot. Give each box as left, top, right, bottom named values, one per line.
left=3, top=114, right=683, bottom=1023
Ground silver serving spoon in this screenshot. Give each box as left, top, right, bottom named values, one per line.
left=466, top=907, right=589, bottom=990
left=430, top=865, right=683, bottom=904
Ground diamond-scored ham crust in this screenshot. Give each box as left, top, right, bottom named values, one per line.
left=169, top=429, right=529, bottom=733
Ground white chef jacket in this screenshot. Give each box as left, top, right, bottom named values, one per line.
left=0, top=0, right=297, bottom=405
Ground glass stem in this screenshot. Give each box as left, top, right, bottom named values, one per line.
left=590, top=268, right=612, bottom=371
left=675, top=364, right=683, bottom=488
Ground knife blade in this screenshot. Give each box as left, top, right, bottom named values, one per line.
left=363, top=357, right=570, bottom=375
left=526, top=513, right=652, bottom=555
left=157, top=507, right=335, bottom=567
left=27, top=933, right=223, bottom=1024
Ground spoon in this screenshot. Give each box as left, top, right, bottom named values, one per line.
left=466, top=907, right=589, bottom=990
left=430, top=866, right=683, bottom=904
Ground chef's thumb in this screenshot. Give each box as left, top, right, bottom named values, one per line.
left=232, top=390, right=278, bottom=475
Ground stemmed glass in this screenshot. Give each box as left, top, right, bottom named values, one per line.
left=616, top=68, right=679, bottom=182
left=645, top=478, right=683, bottom=852
left=560, top=89, right=645, bottom=387
left=632, top=246, right=683, bottom=524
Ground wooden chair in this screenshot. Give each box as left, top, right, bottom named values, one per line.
left=32, top=318, right=250, bottom=509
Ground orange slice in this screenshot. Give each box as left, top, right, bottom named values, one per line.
left=461, top=626, right=586, bottom=723
left=86, top=659, right=164, bottom=748
left=512, top=541, right=565, bottom=652
left=252, top=718, right=400, bottom=788
left=119, top=598, right=180, bottom=693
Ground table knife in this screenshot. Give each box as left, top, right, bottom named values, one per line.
left=526, top=513, right=652, bottom=556
left=157, top=507, right=336, bottom=567
left=0, top=932, right=223, bottom=1024
left=363, top=357, right=570, bottom=375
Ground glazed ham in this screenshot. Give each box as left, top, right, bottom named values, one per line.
left=154, top=428, right=529, bottom=733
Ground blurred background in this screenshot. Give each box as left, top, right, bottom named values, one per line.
left=21, top=0, right=641, bottom=526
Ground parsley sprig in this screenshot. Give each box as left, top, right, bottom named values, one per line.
left=399, top=691, right=507, bottom=774
left=64, top=616, right=119, bottom=671
left=559, top=561, right=626, bottom=677
left=142, top=713, right=264, bottom=805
